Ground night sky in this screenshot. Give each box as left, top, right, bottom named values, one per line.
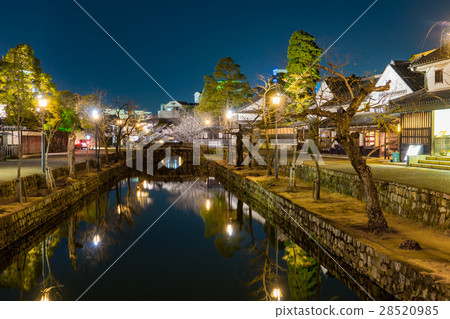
left=1, top=0, right=449, bottom=112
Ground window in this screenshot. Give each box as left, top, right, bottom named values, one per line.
left=435, top=69, right=443, bottom=84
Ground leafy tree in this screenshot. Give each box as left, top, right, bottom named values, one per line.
left=0, top=44, right=54, bottom=201
left=45, top=90, right=79, bottom=181
left=285, top=30, right=322, bottom=110
left=198, top=57, right=252, bottom=118
left=284, top=31, right=323, bottom=198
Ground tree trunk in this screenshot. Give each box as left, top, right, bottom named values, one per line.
left=313, top=154, right=321, bottom=200
left=16, top=128, right=24, bottom=203
left=265, top=131, right=272, bottom=176
left=17, top=127, right=22, bottom=179
left=68, top=125, right=77, bottom=179
left=102, top=136, right=109, bottom=164
left=341, top=135, right=389, bottom=232
left=236, top=127, right=243, bottom=167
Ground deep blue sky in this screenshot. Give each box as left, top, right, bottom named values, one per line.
left=1, top=0, right=449, bottom=112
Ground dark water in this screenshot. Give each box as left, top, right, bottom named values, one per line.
left=0, top=175, right=361, bottom=301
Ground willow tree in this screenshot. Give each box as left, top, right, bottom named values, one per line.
left=0, top=44, right=54, bottom=201
left=198, top=57, right=252, bottom=118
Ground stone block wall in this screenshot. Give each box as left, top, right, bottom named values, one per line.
left=0, top=153, right=123, bottom=200
left=211, top=161, right=449, bottom=301
left=0, top=162, right=128, bottom=251
left=278, top=165, right=450, bottom=230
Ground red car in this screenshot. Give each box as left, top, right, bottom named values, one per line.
left=75, top=139, right=92, bottom=150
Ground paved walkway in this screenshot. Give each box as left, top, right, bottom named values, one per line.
left=0, top=150, right=111, bottom=182
left=303, top=157, right=450, bottom=194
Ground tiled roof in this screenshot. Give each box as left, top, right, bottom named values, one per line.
left=410, top=42, right=450, bottom=67
left=389, top=60, right=424, bottom=92
left=320, top=112, right=400, bottom=128
left=389, top=88, right=450, bottom=113
left=321, top=75, right=379, bottom=107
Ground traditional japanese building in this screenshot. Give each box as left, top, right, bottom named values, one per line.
left=390, top=42, right=450, bottom=162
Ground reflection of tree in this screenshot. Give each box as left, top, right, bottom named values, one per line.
left=198, top=190, right=248, bottom=258
left=68, top=213, right=81, bottom=270
left=248, top=223, right=285, bottom=300
left=0, top=234, right=61, bottom=300
left=283, top=240, right=321, bottom=300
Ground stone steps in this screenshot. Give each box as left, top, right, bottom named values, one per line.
left=418, top=160, right=450, bottom=165
left=411, top=163, right=450, bottom=170
left=426, top=156, right=450, bottom=161
left=411, top=156, right=450, bottom=170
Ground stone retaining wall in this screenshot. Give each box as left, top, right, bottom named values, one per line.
left=278, top=165, right=450, bottom=230
left=0, top=161, right=128, bottom=251
left=210, top=161, right=449, bottom=301
left=0, top=153, right=123, bottom=200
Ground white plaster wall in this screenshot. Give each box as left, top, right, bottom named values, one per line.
left=416, top=60, right=450, bottom=92
left=363, top=64, right=414, bottom=112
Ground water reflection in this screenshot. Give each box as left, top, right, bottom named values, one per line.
left=0, top=175, right=361, bottom=301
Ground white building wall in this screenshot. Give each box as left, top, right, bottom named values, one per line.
left=364, top=64, right=413, bottom=112
left=415, top=59, right=450, bottom=92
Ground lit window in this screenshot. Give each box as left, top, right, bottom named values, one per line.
left=435, top=70, right=443, bottom=84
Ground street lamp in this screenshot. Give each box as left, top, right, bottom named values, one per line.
left=92, top=109, right=101, bottom=171
left=37, top=95, right=48, bottom=174
left=272, top=95, right=281, bottom=178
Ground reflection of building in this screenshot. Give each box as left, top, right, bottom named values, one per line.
left=390, top=42, right=450, bottom=161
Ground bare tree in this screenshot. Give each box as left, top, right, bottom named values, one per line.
left=294, top=63, right=391, bottom=232
left=110, top=98, right=137, bottom=159
left=252, top=75, right=283, bottom=175
left=162, top=112, right=210, bottom=143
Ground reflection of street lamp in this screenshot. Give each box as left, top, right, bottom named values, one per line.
left=40, top=292, right=50, bottom=302
left=92, top=109, right=101, bottom=171
left=271, top=287, right=282, bottom=301
left=271, top=226, right=282, bottom=301
left=226, top=190, right=233, bottom=236
left=37, top=95, right=48, bottom=174
left=92, top=234, right=101, bottom=246
left=205, top=199, right=211, bottom=211
left=272, top=95, right=281, bottom=178
left=226, top=223, right=233, bottom=236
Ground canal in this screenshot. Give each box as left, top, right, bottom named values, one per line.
left=0, top=174, right=362, bottom=301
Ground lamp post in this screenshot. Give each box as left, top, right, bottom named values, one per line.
left=38, top=95, right=48, bottom=174
left=92, top=109, right=100, bottom=171
left=272, top=96, right=281, bottom=178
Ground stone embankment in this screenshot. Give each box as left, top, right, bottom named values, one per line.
left=280, top=165, right=449, bottom=230
left=0, top=160, right=128, bottom=251
left=210, top=161, right=449, bottom=301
